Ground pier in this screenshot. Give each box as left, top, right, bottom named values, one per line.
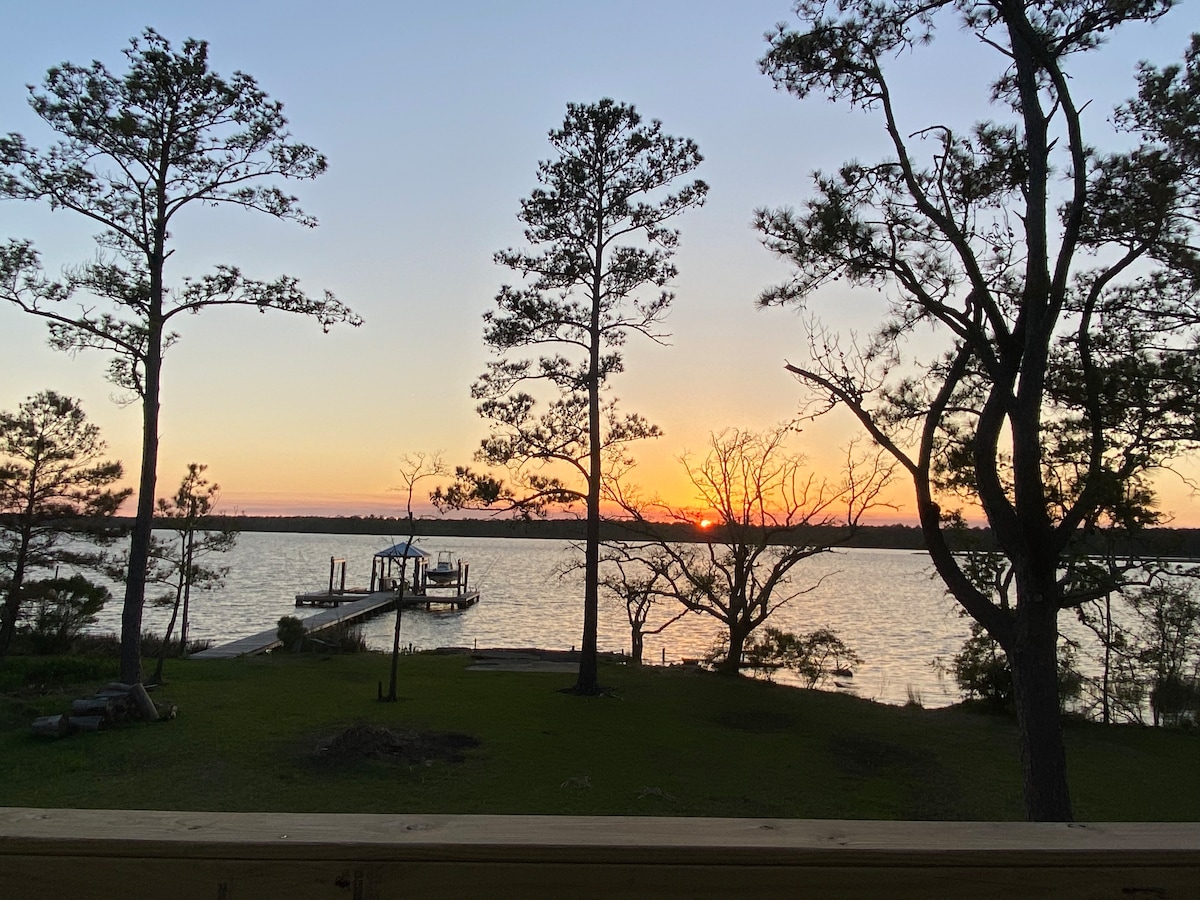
left=192, top=587, right=480, bottom=659
left=400, top=588, right=480, bottom=611
left=190, top=591, right=398, bottom=659
left=194, top=547, right=481, bottom=659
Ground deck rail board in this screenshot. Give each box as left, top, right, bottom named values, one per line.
left=2, top=809, right=1198, bottom=900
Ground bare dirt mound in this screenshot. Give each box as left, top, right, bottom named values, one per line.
left=316, top=721, right=480, bottom=765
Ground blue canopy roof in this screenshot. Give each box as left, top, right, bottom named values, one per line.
left=374, top=542, right=430, bottom=559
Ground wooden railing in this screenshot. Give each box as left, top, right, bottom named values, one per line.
left=2, top=809, right=1198, bottom=900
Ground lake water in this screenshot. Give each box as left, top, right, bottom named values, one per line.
left=86, top=532, right=972, bottom=707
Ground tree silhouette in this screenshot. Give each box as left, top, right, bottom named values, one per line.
left=756, top=1, right=1199, bottom=819
left=595, top=543, right=689, bottom=665
left=0, top=391, right=128, bottom=658
left=0, top=30, right=361, bottom=683
left=609, top=428, right=892, bottom=674
left=145, top=463, right=237, bottom=684
left=383, top=451, right=446, bottom=702
left=437, top=99, right=706, bottom=694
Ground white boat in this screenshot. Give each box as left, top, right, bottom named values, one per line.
left=425, top=550, right=459, bottom=586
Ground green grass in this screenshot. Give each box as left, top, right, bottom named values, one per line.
left=1, top=651, right=1197, bottom=819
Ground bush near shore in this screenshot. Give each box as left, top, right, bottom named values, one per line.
left=0, top=651, right=1196, bottom=820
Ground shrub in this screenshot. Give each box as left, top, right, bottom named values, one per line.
left=938, top=621, right=1081, bottom=712
left=1130, top=582, right=1200, bottom=726
left=329, top=623, right=368, bottom=653
left=0, top=655, right=117, bottom=692
left=276, top=616, right=306, bottom=652
left=742, top=626, right=862, bottom=689
left=904, top=685, right=924, bottom=709
left=1151, top=676, right=1200, bottom=727
left=944, top=623, right=1013, bottom=709
left=19, top=576, right=110, bottom=654
left=305, top=623, right=368, bottom=654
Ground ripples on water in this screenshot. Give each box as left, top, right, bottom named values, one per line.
left=87, top=532, right=970, bottom=707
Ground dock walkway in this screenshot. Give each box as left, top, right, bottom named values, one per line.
left=191, top=591, right=397, bottom=660
left=401, top=589, right=480, bottom=611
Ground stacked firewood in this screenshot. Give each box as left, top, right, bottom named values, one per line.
left=30, top=683, right=177, bottom=737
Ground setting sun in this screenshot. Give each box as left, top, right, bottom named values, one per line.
left=698, top=519, right=713, bottom=529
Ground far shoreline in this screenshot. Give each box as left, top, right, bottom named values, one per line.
left=93, top=514, right=1200, bottom=558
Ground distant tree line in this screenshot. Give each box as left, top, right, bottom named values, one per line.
left=60, top=514, right=1200, bottom=558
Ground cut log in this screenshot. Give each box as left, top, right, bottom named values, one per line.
left=71, top=697, right=117, bottom=717
left=30, top=714, right=72, bottom=737
left=94, top=691, right=132, bottom=718
left=127, top=683, right=159, bottom=722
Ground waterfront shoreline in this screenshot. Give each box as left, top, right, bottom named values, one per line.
left=80, top=515, right=1200, bottom=557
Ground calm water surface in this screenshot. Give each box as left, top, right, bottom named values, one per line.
left=89, top=533, right=970, bottom=707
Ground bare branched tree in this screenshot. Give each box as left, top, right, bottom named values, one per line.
left=756, top=1, right=1199, bottom=819
left=383, top=452, right=447, bottom=702
left=144, top=463, right=237, bottom=684
left=611, top=427, right=894, bottom=674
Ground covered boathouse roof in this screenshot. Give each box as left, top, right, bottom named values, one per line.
left=374, top=542, right=430, bottom=559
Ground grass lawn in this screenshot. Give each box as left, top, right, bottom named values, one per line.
left=0, top=651, right=1196, bottom=820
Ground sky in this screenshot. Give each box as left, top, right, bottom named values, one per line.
left=2, top=1, right=1199, bottom=526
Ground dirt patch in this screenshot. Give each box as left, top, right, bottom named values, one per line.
left=315, top=721, right=480, bottom=766
left=468, top=660, right=579, bottom=673
left=466, top=648, right=583, bottom=673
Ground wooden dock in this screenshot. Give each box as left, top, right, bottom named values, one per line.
left=400, top=589, right=480, bottom=611
left=190, top=591, right=398, bottom=660
left=294, top=589, right=373, bottom=607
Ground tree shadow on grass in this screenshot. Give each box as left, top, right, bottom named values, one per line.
left=828, top=733, right=962, bottom=819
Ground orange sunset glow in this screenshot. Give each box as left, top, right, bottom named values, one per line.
left=2, top=2, right=1198, bottom=530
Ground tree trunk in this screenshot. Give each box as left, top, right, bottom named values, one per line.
left=1009, top=601, right=1073, bottom=821
left=1101, top=594, right=1113, bottom=726
left=0, top=593, right=19, bottom=658
left=120, top=189, right=171, bottom=686
left=0, top=582, right=22, bottom=659
left=120, top=398, right=158, bottom=684
left=575, top=486, right=601, bottom=694
left=150, top=577, right=184, bottom=686
left=385, top=514, right=414, bottom=702
left=386, top=600, right=403, bottom=701
left=0, top=528, right=33, bottom=658
left=716, top=621, right=750, bottom=676
left=630, top=628, right=643, bottom=665
left=385, top=569, right=405, bottom=702
left=573, top=223, right=604, bottom=697
left=119, top=316, right=163, bottom=685
left=180, top=527, right=195, bottom=654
